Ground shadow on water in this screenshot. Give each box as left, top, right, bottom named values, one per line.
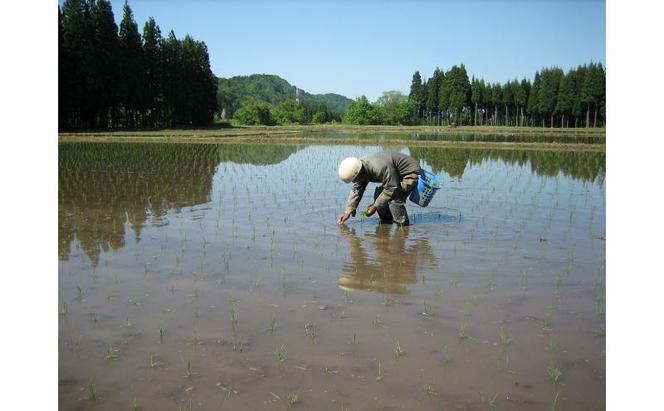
left=337, top=224, right=437, bottom=294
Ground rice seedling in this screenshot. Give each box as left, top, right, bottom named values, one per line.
left=541, top=317, right=553, bottom=332
left=375, top=360, right=384, bottom=381
left=421, top=300, right=432, bottom=316
left=275, top=344, right=288, bottom=363
left=286, top=391, right=299, bottom=408
left=593, top=327, right=606, bottom=338
left=393, top=338, right=404, bottom=359
left=183, top=359, right=194, bottom=378
left=499, top=326, right=512, bottom=346
left=458, top=323, right=469, bottom=340
left=217, top=382, right=239, bottom=399
left=323, top=366, right=339, bottom=375
left=351, top=332, right=358, bottom=352
left=546, top=363, right=562, bottom=383
left=60, top=301, right=69, bottom=317
left=304, top=322, right=318, bottom=341
left=75, top=283, right=83, bottom=301
left=149, top=352, right=163, bottom=368
left=67, top=335, right=81, bottom=354
left=371, top=316, right=384, bottom=328
left=85, top=379, right=96, bottom=401
left=232, top=336, right=247, bottom=352
left=124, top=316, right=134, bottom=329
left=422, top=383, right=438, bottom=396
left=268, top=315, right=277, bottom=334
left=132, top=397, right=138, bottom=411
left=230, top=308, right=238, bottom=329
left=480, top=392, right=499, bottom=407
left=104, top=343, right=119, bottom=361
left=159, top=326, right=165, bottom=343
left=177, top=399, right=193, bottom=411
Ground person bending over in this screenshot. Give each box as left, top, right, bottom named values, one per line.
left=337, top=151, right=420, bottom=226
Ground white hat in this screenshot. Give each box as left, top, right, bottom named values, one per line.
left=338, top=157, right=362, bottom=183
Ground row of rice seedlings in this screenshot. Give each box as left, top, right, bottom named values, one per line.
left=60, top=148, right=601, bottom=409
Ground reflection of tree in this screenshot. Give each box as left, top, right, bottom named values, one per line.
left=59, top=143, right=299, bottom=265
left=408, top=147, right=605, bottom=182
left=217, top=144, right=301, bottom=165
left=337, top=224, right=436, bottom=294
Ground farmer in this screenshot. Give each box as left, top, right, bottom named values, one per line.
left=337, top=151, right=421, bottom=226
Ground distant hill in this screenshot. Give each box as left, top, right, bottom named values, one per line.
left=217, top=74, right=354, bottom=118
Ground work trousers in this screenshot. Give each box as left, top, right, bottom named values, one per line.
left=373, top=172, right=419, bottom=225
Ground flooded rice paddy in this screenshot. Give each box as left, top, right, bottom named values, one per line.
left=59, top=141, right=605, bottom=410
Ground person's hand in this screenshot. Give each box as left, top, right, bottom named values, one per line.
left=337, top=212, right=351, bottom=224
left=365, top=204, right=378, bottom=217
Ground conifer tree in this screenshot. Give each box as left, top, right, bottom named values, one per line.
left=143, top=17, right=162, bottom=127
left=408, top=71, right=426, bottom=120
left=91, top=0, right=120, bottom=128
left=119, top=0, right=144, bottom=128
left=556, top=71, right=574, bottom=128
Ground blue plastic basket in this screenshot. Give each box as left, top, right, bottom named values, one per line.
left=409, top=169, right=441, bottom=207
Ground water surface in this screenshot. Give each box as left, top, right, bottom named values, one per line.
left=59, top=142, right=605, bottom=410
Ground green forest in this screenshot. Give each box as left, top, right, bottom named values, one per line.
left=59, top=0, right=217, bottom=129
left=217, top=74, right=353, bottom=123
left=342, top=63, right=605, bottom=128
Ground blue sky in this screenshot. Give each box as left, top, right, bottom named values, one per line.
left=105, top=0, right=605, bottom=101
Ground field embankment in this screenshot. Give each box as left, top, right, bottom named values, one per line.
left=59, top=124, right=605, bottom=151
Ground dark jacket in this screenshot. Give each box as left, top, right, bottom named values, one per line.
left=344, top=151, right=420, bottom=215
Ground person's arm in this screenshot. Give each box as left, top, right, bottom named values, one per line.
left=344, top=180, right=368, bottom=216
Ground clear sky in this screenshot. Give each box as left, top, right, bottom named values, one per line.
left=106, top=0, right=605, bottom=101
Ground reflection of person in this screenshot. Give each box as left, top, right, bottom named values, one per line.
left=337, top=151, right=421, bottom=226
left=337, top=224, right=436, bottom=294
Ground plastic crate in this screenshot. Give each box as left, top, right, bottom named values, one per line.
left=409, top=169, right=441, bottom=207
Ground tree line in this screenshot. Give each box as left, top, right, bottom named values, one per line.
left=343, top=62, right=605, bottom=128
left=59, top=0, right=217, bottom=130
left=233, top=99, right=342, bottom=125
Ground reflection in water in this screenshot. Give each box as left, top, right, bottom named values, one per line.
left=408, top=146, right=605, bottom=182
left=59, top=143, right=603, bottom=268
left=337, top=224, right=436, bottom=294
left=318, top=130, right=604, bottom=145
left=58, top=143, right=299, bottom=265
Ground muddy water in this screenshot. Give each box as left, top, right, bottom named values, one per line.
left=59, top=142, right=605, bottom=410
